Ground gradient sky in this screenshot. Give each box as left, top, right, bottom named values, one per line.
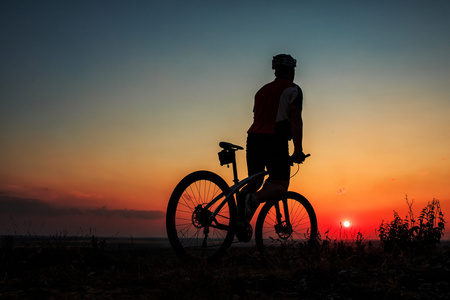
left=1, top=0, right=449, bottom=239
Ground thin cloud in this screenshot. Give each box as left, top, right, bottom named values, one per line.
left=69, top=190, right=104, bottom=199
left=1, top=185, right=58, bottom=200
left=0, top=197, right=165, bottom=220
left=0, top=196, right=82, bottom=217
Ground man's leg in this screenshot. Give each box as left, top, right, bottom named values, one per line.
left=240, top=177, right=263, bottom=196
left=239, top=133, right=264, bottom=207
left=239, top=178, right=288, bottom=225
left=256, top=135, right=290, bottom=203
left=254, top=179, right=289, bottom=203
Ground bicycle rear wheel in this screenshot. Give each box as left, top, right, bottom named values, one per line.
left=166, top=171, right=236, bottom=262
left=255, top=191, right=317, bottom=253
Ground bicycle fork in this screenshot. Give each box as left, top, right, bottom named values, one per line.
left=274, top=196, right=293, bottom=237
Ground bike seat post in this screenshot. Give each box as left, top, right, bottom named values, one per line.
left=218, top=142, right=243, bottom=186
left=231, top=151, right=239, bottom=185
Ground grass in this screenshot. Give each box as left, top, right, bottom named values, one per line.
left=1, top=199, right=449, bottom=299
left=2, top=236, right=449, bottom=299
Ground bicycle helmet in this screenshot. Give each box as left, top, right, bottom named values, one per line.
left=272, top=54, right=297, bottom=70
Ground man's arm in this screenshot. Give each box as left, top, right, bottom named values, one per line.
left=290, top=104, right=303, bottom=154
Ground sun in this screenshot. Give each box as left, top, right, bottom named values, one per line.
left=343, top=221, right=351, bottom=228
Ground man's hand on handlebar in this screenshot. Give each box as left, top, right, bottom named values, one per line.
left=290, top=152, right=310, bottom=165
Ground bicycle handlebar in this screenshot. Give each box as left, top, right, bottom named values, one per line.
left=219, top=141, right=309, bottom=166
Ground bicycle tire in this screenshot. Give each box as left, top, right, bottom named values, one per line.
left=166, top=170, right=236, bottom=262
left=255, top=191, right=317, bottom=253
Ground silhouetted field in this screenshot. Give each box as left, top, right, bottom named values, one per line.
left=1, top=236, right=449, bottom=299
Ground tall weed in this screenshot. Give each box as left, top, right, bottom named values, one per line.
left=378, top=196, right=446, bottom=251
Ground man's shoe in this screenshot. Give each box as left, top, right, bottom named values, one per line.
left=242, top=193, right=258, bottom=222
left=235, top=221, right=253, bottom=242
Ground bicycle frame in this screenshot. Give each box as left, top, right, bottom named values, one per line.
left=203, top=147, right=266, bottom=223
left=204, top=146, right=293, bottom=233
left=203, top=170, right=267, bottom=221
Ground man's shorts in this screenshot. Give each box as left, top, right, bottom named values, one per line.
left=246, top=133, right=290, bottom=181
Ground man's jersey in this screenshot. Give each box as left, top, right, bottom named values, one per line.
left=248, top=78, right=303, bottom=137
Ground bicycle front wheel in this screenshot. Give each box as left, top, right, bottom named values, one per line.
left=166, top=171, right=236, bottom=262
left=255, top=191, right=317, bottom=253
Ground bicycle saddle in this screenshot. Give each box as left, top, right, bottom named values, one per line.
left=219, top=141, right=243, bottom=151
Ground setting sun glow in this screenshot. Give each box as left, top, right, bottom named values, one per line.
left=343, top=221, right=351, bottom=228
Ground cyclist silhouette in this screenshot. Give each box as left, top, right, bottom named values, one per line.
left=238, top=54, right=306, bottom=236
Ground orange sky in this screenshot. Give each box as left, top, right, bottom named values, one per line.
left=1, top=1, right=450, bottom=239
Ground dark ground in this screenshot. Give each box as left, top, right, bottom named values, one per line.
left=1, top=237, right=450, bottom=299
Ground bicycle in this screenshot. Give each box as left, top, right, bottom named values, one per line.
left=166, top=141, right=317, bottom=262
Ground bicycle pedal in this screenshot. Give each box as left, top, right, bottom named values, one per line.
left=235, top=221, right=253, bottom=242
